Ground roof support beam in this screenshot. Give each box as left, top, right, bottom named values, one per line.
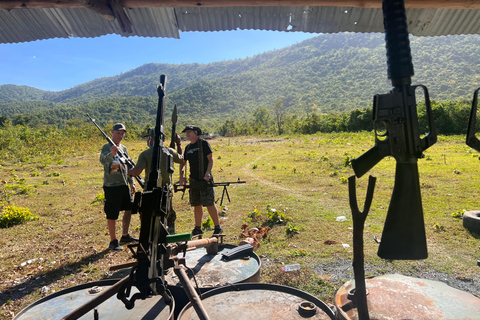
left=2, top=0, right=480, bottom=10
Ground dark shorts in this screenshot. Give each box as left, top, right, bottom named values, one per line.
left=189, top=180, right=215, bottom=207
left=103, top=185, right=133, bottom=220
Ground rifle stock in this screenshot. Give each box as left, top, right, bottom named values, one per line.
left=377, top=161, right=427, bottom=259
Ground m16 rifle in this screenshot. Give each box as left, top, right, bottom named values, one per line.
left=174, top=179, right=246, bottom=206
left=350, top=0, right=437, bottom=260
left=87, top=113, right=145, bottom=189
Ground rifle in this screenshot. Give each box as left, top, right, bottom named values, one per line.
left=174, top=179, right=246, bottom=206
left=350, top=0, right=437, bottom=260
left=466, top=88, right=480, bottom=152
left=170, top=104, right=178, bottom=149
left=87, top=114, right=145, bottom=189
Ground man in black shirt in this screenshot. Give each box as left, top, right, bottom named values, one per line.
left=179, top=125, right=223, bottom=236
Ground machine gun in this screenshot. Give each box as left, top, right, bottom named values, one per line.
left=174, top=179, right=246, bottom=206
left=114, top=74, right=174, bottom=309
left=350, top=0, right=437, bottom=260
left=87, top=113, right=145, bottom=189
left=466, top=88, right=480, bottom=152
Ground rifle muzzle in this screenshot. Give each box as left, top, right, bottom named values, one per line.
left=377, top=161, right=428, bottom=260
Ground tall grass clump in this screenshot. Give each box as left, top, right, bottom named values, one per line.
left=0, top=121, right=100, bottom=163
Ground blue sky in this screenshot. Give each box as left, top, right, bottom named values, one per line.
left=0, top=30, right=318, bottom=92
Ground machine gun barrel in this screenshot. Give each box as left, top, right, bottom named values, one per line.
left=86, top=114, right=145, bottom=189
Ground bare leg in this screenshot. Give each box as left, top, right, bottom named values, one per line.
left=107, top=219, right=117, bottom=241
left=194, top=206, right=203, bottom=227
left=122, top=210, right=132, bottom=236
left=206, top=205, right=220, bottom=226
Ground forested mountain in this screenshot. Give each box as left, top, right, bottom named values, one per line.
left=1, top=32, right=480, bottom=126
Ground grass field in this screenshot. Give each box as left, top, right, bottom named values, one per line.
left=0, top=132, right=479, bottom=319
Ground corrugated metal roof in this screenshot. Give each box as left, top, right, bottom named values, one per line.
left=0, top=6, right=179, bottom=43
left=2, top=5, right=480, bottom=44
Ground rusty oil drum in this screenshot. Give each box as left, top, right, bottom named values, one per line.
left=178, top=283, right=337, bottom=320
left=14, top=279, right=174, bottom=320
left=165, top=244, right=261, bottom=287
left=335, top=274, right=480, bottom=320
left=165, top=243, right=261, bottom=316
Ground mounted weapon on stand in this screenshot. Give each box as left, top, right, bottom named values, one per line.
left=350, top=0, right=437, bottom=260
left=174, top=179, right=246, bottom=206
left=86, top=113, right=145, bottom=189
left=62, top=75, right=216, bottom=320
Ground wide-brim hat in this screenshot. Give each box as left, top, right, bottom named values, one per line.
left=181, top=125, right=202, bottom=135
left=112, top=123, right=127, bottom=132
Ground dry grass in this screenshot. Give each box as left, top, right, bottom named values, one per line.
left=1, top=133, right=479, bottom=319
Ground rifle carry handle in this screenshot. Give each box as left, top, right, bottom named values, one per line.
left=414, top=85, right=437, bottom=152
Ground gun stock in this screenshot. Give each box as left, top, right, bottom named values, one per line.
left=466, top=88, right=480, bottom=152
left=377, top=161, right=428, bottom=259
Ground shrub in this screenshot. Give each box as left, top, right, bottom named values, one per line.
left=0, top=205, right=38, bottom=228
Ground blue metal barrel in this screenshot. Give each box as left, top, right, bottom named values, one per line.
left=335, top=274, right=480, bottom=319
left=178, top=283, right=337, bottom=319
left=15, top=279, right=174, bottom=320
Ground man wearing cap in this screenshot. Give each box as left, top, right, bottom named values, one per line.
left=99, top=123, right=138, bottom=251
left=179, top=125, right=223, bottom=236
left=128, top=128, right=183, bottom=233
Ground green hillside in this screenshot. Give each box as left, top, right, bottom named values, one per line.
left=1, top=32, right=480, bottom=128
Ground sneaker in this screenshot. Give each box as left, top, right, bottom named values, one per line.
left=191, top=226, right=204, bottom=236
left=108, top=239, right=123, bottom=251
left=119, top=234, right=139, bottom=244
left=212, top=225, right=223, bottom=236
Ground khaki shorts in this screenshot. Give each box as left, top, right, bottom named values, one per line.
left=189, top=180, right=215, bottom=207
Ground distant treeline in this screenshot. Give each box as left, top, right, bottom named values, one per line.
left=217, top=99, right=472, bottom=136
left=0, top=100, right=473, bottom=150
left=0, top=99, right=474, bottom=164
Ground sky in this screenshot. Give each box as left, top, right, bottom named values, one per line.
left=0, top=30, right=318, bottom=92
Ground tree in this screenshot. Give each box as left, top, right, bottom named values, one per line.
left=272, top=100, right=286, bottom=135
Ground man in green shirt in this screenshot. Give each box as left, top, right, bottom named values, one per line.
left=99, top=123, right=138, bottom=251
left=128, top=128, right=183, bottom=233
